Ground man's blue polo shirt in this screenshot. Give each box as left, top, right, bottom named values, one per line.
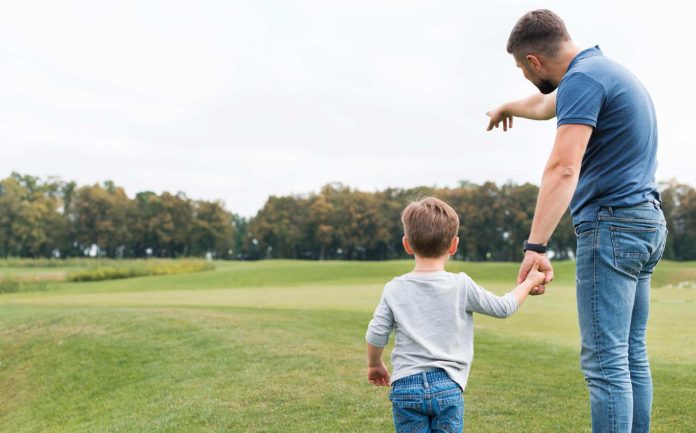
left=556, top=46, right=660, bottom=225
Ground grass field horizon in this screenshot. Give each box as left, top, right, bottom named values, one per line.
left=1, top=259, right=694, bottom=432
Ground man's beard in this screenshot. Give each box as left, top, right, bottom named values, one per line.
left=535, top=79, right=557, bottom=95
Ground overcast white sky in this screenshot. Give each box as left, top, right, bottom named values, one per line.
left=1, top=0, right=694, bottom=216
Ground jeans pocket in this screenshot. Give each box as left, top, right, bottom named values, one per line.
left=657, top=227, right=668, bottom=263
left=610, top=226, right=657, bottom=276
left=577, top=230, right=594, bottom=239
left=436, top=392, right=464, bottom=433
left=391, top=397, right=425, bottom=433
left=391, top=398, right=421, bottom=410
left=437, top=393, right=462, bottom=407
left=575, top=222, right=596, bottom=257
left=575, top=221, right=596, bottom=238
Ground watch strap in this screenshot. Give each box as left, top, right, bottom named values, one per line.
left=523, top=240, right=547, bottom=254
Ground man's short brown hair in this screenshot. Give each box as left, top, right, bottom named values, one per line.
left=401, top=197, right=459, bottom=258
left=506, top=9, right=571, bottom=59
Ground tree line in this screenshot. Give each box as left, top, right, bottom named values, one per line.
left=2, top=173, right=695, bottom=261
left=0, top=173, right=237, bottom=259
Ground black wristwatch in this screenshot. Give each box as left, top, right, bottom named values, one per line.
left=523, top=240, right=548, bottom=254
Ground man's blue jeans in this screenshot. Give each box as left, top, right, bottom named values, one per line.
left=574, top=202, right=667, bottom=433
left=389, top=369, right=464, bottom=433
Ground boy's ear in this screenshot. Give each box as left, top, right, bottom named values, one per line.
left=448, top=237, right=459, bottom=255
left=402, top=236, right=415, bottom=255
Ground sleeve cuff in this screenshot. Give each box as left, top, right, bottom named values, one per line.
left=365, top=333, right=389, bottom=348
left=557, top=117, right=597, bottom=128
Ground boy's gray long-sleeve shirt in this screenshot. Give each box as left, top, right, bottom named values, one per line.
left=365, top=270, right=519, bottom=391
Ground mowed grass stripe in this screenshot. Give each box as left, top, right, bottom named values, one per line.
left=0, top=260, right=579, bottom=298
left=1, top=259, right=693, bottom=300
left=2, top=277, right=693, bottom=365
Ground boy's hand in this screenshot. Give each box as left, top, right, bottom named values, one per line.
left=367, top=361, right=391, bottom=386
left=518, top=251, right=554, bottom=295
left=525, top=260, right=547, bottom=288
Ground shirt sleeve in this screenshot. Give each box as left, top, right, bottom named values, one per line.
left=460, top=273, right=519, bottom=318
left=365, top=286, right=394, bottom=347
left=556, top=72, right=606, bottom=128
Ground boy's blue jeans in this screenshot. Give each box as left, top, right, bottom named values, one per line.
left=389, top=369, right=463, bottom=433
left=574, top=202, right=667, bottom=433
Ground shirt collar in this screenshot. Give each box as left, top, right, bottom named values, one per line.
left=568, top=45, right=603, bottom=71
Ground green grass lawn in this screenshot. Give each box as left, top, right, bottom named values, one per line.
left=0, top=260, right=694, bottom=432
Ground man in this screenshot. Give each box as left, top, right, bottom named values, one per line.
left=486, top=9, right=667, bottom=433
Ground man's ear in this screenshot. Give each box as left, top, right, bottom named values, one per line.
left=402, top=236, right=415, bottom=255
left=449, top=237, right=459, bottom=255
left=525, top=54, right=543, bottom=72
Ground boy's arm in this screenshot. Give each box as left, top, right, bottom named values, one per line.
left=463, top=262, right=545, bottom=318
left=365, top=289, right=394, bottom=386
left=486, top=91, right=557, bottom=131
left=365, top=290, right=394, bottom=347
left=366, top=343, right=390, bottom=386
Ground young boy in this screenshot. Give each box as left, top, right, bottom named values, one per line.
left=365, top=197, right=546, bottom=433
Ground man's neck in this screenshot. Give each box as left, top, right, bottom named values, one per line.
left=550, top=42, right=584, bottom=85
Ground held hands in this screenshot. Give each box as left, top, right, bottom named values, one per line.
left=486, top=106, right=513, bottom=131
left=525, top=260, right=547, bottom=288
left=367, top=361, right=391, bottom=387
left=518, top=251, right=554, bottom=295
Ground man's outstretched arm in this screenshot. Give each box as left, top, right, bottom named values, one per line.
left=486, top=91, right=557, bottom=131
left=517, top=123, right=593, bottom=289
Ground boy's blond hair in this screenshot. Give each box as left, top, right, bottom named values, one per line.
left=401, top=197, right=460, bottom=258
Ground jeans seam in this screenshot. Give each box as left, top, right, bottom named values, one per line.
left=592, top=219, right=616, bottom=433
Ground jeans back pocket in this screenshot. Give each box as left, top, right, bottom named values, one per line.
left=390, top=398, right=421, bottom=410
left=435, top=392, right=464, bottom=433
left=609, top=226, right=658, bottom=276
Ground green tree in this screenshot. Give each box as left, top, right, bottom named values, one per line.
left=69, top=182, right=131, bottom=257
left=662, top=181, right=696, bottom=260
left=190, top=200, right=235, bottom=258
left=307, top=192, right=336, bottom=260
left=249, top=195, right=307, bottom=259
left=0, top=174, right=63, bottom=257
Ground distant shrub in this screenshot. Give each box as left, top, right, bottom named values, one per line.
left=0, top=258, right=112, bottom=268
left=0, top=277, right=53, bottom=294
left=66, top=260, right=215, bottom=282
left=0, top=278, right=20, bottom=293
